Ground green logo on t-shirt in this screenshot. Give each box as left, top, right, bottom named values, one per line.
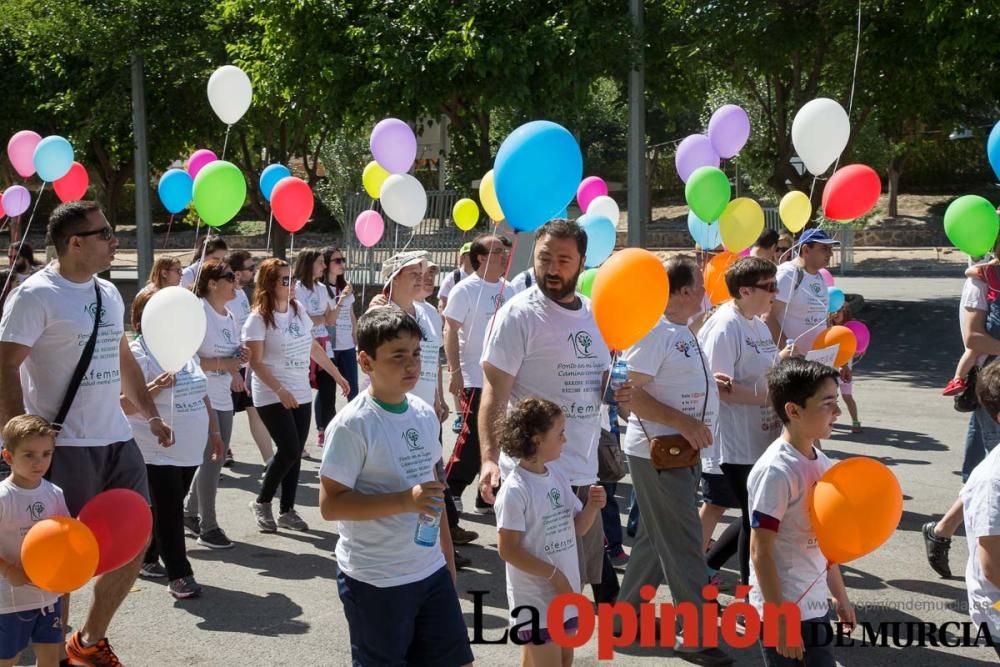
left=547, top=487, right=563, bottom=510
left=28, top=501, right=45, bottom=521
left=84, top=302, right=110, bottom=327
left=568, top=331, right=595, bottom=359
left=490, top=293, right=505, bottom=310
left=287, top=322, right=303, bottom=338
left=222, top=328, right=233, bottom=343
left=403, top=428, right=421, bottom=451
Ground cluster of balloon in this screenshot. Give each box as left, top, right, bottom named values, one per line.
left=353, top=118, right=423, bottom=245
left=942, top=121, right=1000, bottom=256
left=675, top=105, right=750, bottom=183
left=3, top=131, right=80, bottom=224
left=704, top=251, right=737, bottom=306
left=591, top=248, right=669, bottom=351
left=572, top=176, right=618, bottom=267
left=811, top=325, right=858, bottom=368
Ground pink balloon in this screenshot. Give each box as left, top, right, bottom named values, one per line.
left=2, top=186, right=31, bottom=218
left=819, top=267, right=835, bottom=287
left=844, top=320, right=870, bottom=354
left=187, top=149, right=218, bottom=178
left=577, top=176, right=608, bottom=213
left=7, top=131, right=42, bottom=179
left=354, top=210, right=384, bottom=248
left=740, top=247, right=751, bottom=257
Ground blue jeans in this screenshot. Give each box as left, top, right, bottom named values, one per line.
left=963, top=405, right=1000, bottom=481
left=332, top=348, right=359, bottom=401
left=760, top=617, right=835, bottom=667
left=601, top=482, right=624, bottom=553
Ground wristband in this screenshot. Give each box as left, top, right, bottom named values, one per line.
left=147, top=416, right=164, bottom=425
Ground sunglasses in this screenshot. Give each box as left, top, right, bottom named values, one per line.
left=219, top=273, right=236, bottom=283
left=330, top=257, right=346, bottom=265
left=75, top=226, right=114, bottom=241
left=280, top=276, right=291, bottom=287
left=751, top=282, right=779, bottom=293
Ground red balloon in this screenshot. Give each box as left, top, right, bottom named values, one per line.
left=53, top=161, right=90, bottom=203
left=77, top=489, right=152, bottom=575
left=271, top=176, right=313, bottom=233
left=822, top=164, right=881, bottom=221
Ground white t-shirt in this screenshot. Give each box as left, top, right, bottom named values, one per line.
left=698, top=301, right=782, bottom=465
left=294, top=281, right=331, bottom=340
left=320, top=393, right=445, bottom=587
left=775, top=262, right=828, bottom=351
left=622, top=317, right=719, bottom=459
left=128, top=338, right=208, bottom=467
left=482, top=287, right=610, bottom=486
left=330, top=286, right=356, bottom=352
left=0, top=478, right=68, bottom=613
left=508, top=269, right=534, bottom=296
left=180, top=262, right=199, bottom=289
left=198, top=300, right=241, bottom=412
left=747, top=439, right=833, bottom=620
left=495, top=465, right=582, bottom=629
left=961, top=445, right=1000, bottom=638
left=412, top=302, right=442, bottom=409
left=226, top=288, right=252, bottom=334
left=242, top=303, right=315, bottom=406
left=442, top=274, right=512, bottom=388
left=439, top=268, right=470, bottom=300
left=961, top=277, right=990, bottom=367
left=0, top=267, right=132, bottom=447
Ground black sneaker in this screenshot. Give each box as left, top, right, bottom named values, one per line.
left=183, top=515, right=201, bottom=538
left=139, top=562, right=167, bottom=579
left=223, top=449, right=234, bottom=468
left=168, top=575, right=203, bottom=600
left=451, top=526, right=479, bottom=545
left=454, top=550, right=471, bottom=570
left=197, top=527, right=234, bottom=550
left=922, top=521, right=952, bottom=577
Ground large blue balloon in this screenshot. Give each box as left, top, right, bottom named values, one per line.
left=988, top=121, right=1000, bottom=181
left=33, top=136, right=74, bottom=182
left=260, top=164, right=291, bottom=202
left=157, top=169, right=193, bottom=214
left=687, top=210, right=722, bottom=249
left=494, top=121, right=582, bottom=232
left=828, top=286, right=845, bottom=313
left=577, top=213, right=616, bottom=267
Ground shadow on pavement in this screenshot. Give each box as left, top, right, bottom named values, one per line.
left=189, top=538, right=338, bottom=581
left=175, top=587, right=308, bottom=636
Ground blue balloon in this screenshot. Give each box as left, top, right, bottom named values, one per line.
left=33, top=136, right=74, bottom=182
left=988, top=121, right=1000, bottom=181
left=687, top=210, right=721, bottom=249
left=157, top=169, right=193, bottom=214
left=577, top=213, right=616, bottom=268
left=260, top=164, right=292, bottom=202
left=555, top=207, right=569, bottom=220
left=828, top=286, right=845, bottom=313
left=494, top=121, right=582, bottom=232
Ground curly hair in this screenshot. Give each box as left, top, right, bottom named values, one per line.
left=498, top=398, right=564, bottom=460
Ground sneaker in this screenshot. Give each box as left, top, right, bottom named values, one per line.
left=183, top=515, right=201, bottom=538
left=301, top=447, right=312, bottom=460
left=168, top=575, right=203, bottom=600
left=451, top=525, right=479, bottom=545
left=197, top=527, right=234, bottom=550
left=139, top=562, right=166, bottom=579
left=474, top=499, right=494, bottom=515
left=674, top=646, right=734, bottom=666
left=851, top=420, right=863, bottom=434
left=454, top=550, right=471, bottom=570
left=943, top=377, right=967, bottom=396
left=65, top=631, right=123, bottom=667
left=250, top=500, right=277, bottom=533
left=451, top=415, right=463, bottom=434
left=922, top=521, right=952, bottom=577
left=608, top=550, right=630, bottom=569
left=222, top=448, right=234, bottom=468
left=277, top=509, right=309, bottom=531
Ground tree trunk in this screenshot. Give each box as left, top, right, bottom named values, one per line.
left=887, top=154, right=905, bottom=218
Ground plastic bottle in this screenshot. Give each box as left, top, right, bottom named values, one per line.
left=414, top=471, right=443, bottom=547
left=604, top=358, right=629, bottom=426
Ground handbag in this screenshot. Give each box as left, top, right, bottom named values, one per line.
left=954, top=365, right=980, bottom=413
left=597, top=428, right=627, bottom=482
left=52, top=281, right=101, bottom=433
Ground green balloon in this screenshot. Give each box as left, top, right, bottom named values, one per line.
left=192, top=160, right=247, bottom=228
left=685, top=167, right=731, bottom=223
left=577, top=267, right=599, bottom=297
left=944, top=195, right=999, bottom=257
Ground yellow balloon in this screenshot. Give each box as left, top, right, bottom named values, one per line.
left=362, top=161, right=390, bottom=199
left=720, top=197, right=765, bottom=254
left=779, top=190, right=811, bottom=233
left=479, top=170, right=505, bottom=221
left=453, top=198, right=480, bottom=231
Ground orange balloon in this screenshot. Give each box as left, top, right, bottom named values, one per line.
left=811, top=325, right=857, bottom=368
left=21, top=517, right=99, bottom=593
left=591, top=248, right=669, bottom=351
left=703, top=251, right=737, bottom=306
left=809, top=457, right=902, bottom=564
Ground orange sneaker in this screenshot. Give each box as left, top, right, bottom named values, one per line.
left=66, top=631, right=123, bottom=666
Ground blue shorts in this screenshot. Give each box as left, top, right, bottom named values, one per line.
left=0, top=599, right=62, bottom=659
left=337, top=566, right=473, bottom=666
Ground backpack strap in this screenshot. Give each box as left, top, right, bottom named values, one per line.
left=52, top=280, right=101, bottom=432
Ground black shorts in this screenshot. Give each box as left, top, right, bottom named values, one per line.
left=232, top=367, right=253, bottom=413
left=46, top=439, right=150, bottom=516
left=700, top=471, right=739, bottom=509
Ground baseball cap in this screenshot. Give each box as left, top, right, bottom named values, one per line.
left=798, top=229, right=839, bottom=245
left=380, top=250, right=430, bottom=285
left=460, top=242, right=472, bottom=256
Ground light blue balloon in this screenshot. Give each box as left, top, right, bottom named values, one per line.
left=260, top=164, right=291, bottom=202
left=988, top=121, right=1000, bottom=181
left=494, top=121, right=582, bottom=232
left=828, top=286, right=845, bottom=313
left=555, top=207, right=569, bottom=219
left=687, top=210, right=721, bottom=249
left=577, top=213, right=616, bottom=268
left=32, top=136, right=74, bottom=182
left=157, top=169, right=193, bottom=214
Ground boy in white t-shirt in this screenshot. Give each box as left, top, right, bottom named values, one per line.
left=748, top=358, right=855, bottom=666
left=0, top=416, right=69, bottom=667
left=319, top=308, right=473, bottom=666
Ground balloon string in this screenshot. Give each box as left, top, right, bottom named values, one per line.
left=401, top=228, right=415, bottom=252
left=467, top=221, right=500, bottom=323
left=191, top=229, right=211, bottom=292
left=1, top=182, right=46, bottom=302
left=193, top=218, right=201, bottom=251
left=169, top=384, right=175, bottom=434
left=163, top=214, right=174, bottom=249
left=0, top=216, right=8, bottom=235
left=221, top=125, right=232, bottom=162
left=290, top=232, right=295, bottom=255
left=266, top=210, right=273, bottom=254
left=793, top=561, right=832, bottom=605
left=393, top=224, right=399, bottom=254
left=830, top=0, right=864, bottom=178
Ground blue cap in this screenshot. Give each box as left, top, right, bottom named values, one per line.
left=798, top=228, right=839, bottom=245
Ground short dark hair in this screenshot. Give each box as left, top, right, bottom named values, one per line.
left=767, top=358, right=840, bottom=424
left=755, top=228, right=779, bottom=250
left=535, top=219, right=587, bottom=259
left=725, top=257, right=777, bottom=296
left=48, top=201, right=102, bottom=255
left=193, top=259, right=233, bottom=298
left=469, top=234, right=509, bottom=270
left=977, top=359, right=1000, bottom=420
left=498, top=398, right=563, bottom=460
left=226, top=250, right=253, bottom=272
left=665, top=255, right=698, bottom=295
left=357, top=307, right=423, bottom=358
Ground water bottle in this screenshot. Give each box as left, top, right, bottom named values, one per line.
left=604, top=359, right=629, bottom=428
left=414, top=475, right=443, bottom=547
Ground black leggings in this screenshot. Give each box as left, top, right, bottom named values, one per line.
left=707, top=463, right=753, bottom=585
left=145, top=464, right=197, bottom=581
left=314, top=364, right=338, bottom=435
left=256, top=402, right=312, bottom=513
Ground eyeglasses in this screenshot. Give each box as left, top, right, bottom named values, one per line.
left=751, top=282, right=779, bottom=293
left=280, top=276, right=291, bottom=286
left=776, top=246, right=791, bottom=254
left=74, top=226, right=114, bottom=241
left=330, top=257, right=346, bottom=265
left=220, top=273, right=236, bottom=283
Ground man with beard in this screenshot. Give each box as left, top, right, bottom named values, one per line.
left=478, top=219, right=629, bottom=604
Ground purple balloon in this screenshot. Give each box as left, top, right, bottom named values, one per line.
left=370, top=118, right=417, bottom=175
left=675, top=134, right=720, bottom=183
left=2, top=185, right=30, bottom=217
left=708, top=105, right=751, bottom=159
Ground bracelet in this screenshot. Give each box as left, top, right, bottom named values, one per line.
left=147, top=416, right=164, bottom=424
left=547, top=565, right=558, bottom=580
left=211, top=431, right=221, bottom=436
left=276, top=386, right=286, bottom=394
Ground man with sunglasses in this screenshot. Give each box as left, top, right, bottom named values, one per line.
left=0, top=201, right=172, bottom=666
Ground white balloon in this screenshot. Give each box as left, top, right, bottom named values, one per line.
left=791, top=98, right=850, bottom=176
left=379, top=174, right=427, bottom=228
left=140, top=287, right=207, bottom=374
left=586, top=195, right=620, bottom=224
left=207, top=65, right=253, bottom=125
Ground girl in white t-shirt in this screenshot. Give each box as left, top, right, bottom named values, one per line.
left=142, top=255, right=182, bottom=294
left=293, top=249, right=335, bottom=453
left=319, top=246, right=359, bottom=438
left=495, top=398, right=605, bottom=666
